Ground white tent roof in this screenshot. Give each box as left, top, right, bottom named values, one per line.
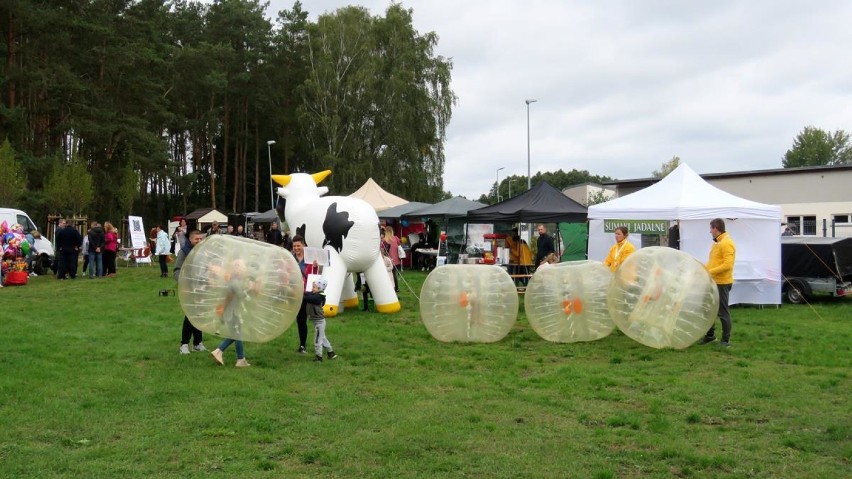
left=349, top=178, right=408, bottom=212
left=588, top=163, right=781, bottom=220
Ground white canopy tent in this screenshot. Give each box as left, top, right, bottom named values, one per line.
left=349, top=178, right=408, bottom=212
left=588, top=164, right=782, bottom=305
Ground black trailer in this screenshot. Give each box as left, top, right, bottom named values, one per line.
left=781, top=237, right=852, bottom=303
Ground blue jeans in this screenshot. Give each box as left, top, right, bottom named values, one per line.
left=88, top=251, right=103, bottom=278
left=218, top=338, right=245, bottom=359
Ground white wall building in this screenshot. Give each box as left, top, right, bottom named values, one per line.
left=561, top=183, right=616, bottom=206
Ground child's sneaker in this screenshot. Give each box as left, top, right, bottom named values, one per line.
left=193, top=343, right=207, bottom=352
left=179, top=344, right=190, bottom=355
left=211, top=349, right=224, bottom=366
left=327, top=351, right=338, bottom=360
left=313, top=355, right=323, bottom=362
left=297, top=345, right=307, bottom=354
left=235, top=358, right=251, bottom=368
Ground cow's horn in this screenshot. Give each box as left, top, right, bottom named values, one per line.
left=312, top=170, right=332, bottom=184
left=271, top=174, right=291, bottom=186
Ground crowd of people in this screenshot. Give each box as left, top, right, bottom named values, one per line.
left=0, top=219, right=121, bottom=285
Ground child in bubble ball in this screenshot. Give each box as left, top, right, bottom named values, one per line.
left=304, top=277, right=338, bottom=362
left=210, top=258, right=257, bottom=368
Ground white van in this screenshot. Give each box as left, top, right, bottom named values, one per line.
left=0, top=208, right=39, bottom=232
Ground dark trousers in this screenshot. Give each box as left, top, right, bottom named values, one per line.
left=705, top=284, right=732, bottom=342
left=509, top=264, right=530, bottom=286
left=181, top=317, right=203, bottom=345
left=362, top=282, right=372, bottom=311
left=296, top=300, right=308, bottom=348
left=57, top=251, right=78, bottom=279
left=159, top=255, right=168, bottom=275
left=103, top=250, right=117, bottom=275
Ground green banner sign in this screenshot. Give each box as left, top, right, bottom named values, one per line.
left=603, top=219, right=669, bottom=235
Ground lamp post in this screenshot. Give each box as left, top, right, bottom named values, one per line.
left=266, top=140, right=276, bottom=210
left=525, top=99, right=538, bottom=243
left=496, top=167, right=504, bottom=202
left=525, top=99, right=537, bottom=190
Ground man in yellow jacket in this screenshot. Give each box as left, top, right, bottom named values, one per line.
left=699, top=218, right=736, bottom=347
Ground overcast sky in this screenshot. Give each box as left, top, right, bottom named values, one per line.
left=266, top=0, right=852, bottom=199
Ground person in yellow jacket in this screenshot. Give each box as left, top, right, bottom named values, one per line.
left=505, top=227, right=533, bottom=285
left=699, top=218, right=736, bottom=347
left=603, top=226, right=635, bottom=272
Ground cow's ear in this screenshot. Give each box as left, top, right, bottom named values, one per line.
left=272, top=174, right=291, bottom=186
left=317, top=186, right=329, bottom=197
left=312, top=170, right=332, bottom=184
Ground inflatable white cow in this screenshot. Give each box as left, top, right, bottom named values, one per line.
left=272, top=170, right=401, bottom=317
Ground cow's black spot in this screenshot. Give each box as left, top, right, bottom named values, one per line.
left=322, top=203, right=354, bottom=253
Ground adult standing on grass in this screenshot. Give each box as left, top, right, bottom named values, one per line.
left=80, top=232, right=89, bottom=275
left=172, top=218, right=187, bottom=254
left=87, top=221, right=105, bottom=278
left=699, top=218, right=737, bottom=348
left=174, top=230, right=206, bottom=355
left=55, top=219, right=82, bottom=280
left=207, top=220, right=221, bottom=236
left=155, top=225, right=170, bottom=278
left=603, top=226, right=635, bottom=272
left=102, top=222, right=118, bottom=277
left=535, top=224, right=555, bottom=268
left=265, top=221, right=283, bottom=246
left=291, top=235, right=317, bottom=354
left=382, top=226, right=401, bottom=292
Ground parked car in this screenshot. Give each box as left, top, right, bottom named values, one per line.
left=781, top=237, right=852, bottom=303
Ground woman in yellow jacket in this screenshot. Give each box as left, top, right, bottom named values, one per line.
left=505, top=228, right=533, bottom=285
left=603, top=226, right=635, bottom=272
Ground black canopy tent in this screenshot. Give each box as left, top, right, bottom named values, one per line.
left=465, top=181, right=587, bottom=224
left=377, top=202, right=432, bottom=220
left=465, top=181, right=589, bottom=261
left=401, top=196, right=488, bottom=263
left=246, top=209, right=280, bottom=223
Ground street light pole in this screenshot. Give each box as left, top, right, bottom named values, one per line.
left=525, top=99, right=537, bottom=191
left=496, top=167, right=504, bottom=202
left=266, top=140, right=276, bottom=210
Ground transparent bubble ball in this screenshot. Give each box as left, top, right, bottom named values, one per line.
left=525, top=261, right=615, bottom=343
left=178, top=235, right=303, bottom=343
left=420, top=265, right=518, bottom=343
left=607, top=246, right=719, bottom=349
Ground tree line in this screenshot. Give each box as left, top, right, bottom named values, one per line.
left=0, top=0, right=455, bottom=227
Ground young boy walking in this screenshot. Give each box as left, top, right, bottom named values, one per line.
left=305, top=278, right=338, bottom=362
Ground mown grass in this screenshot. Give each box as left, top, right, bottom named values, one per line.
left=1, top=264, right=850, bottom=478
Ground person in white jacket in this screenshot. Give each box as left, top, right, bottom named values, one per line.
left=155, top=225, right=171, bottom=278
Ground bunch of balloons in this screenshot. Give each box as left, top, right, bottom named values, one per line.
left=1, top=222, right=30, bottom=260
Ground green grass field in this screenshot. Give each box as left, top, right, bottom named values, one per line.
left=1, top=264, right=849, bottom=478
